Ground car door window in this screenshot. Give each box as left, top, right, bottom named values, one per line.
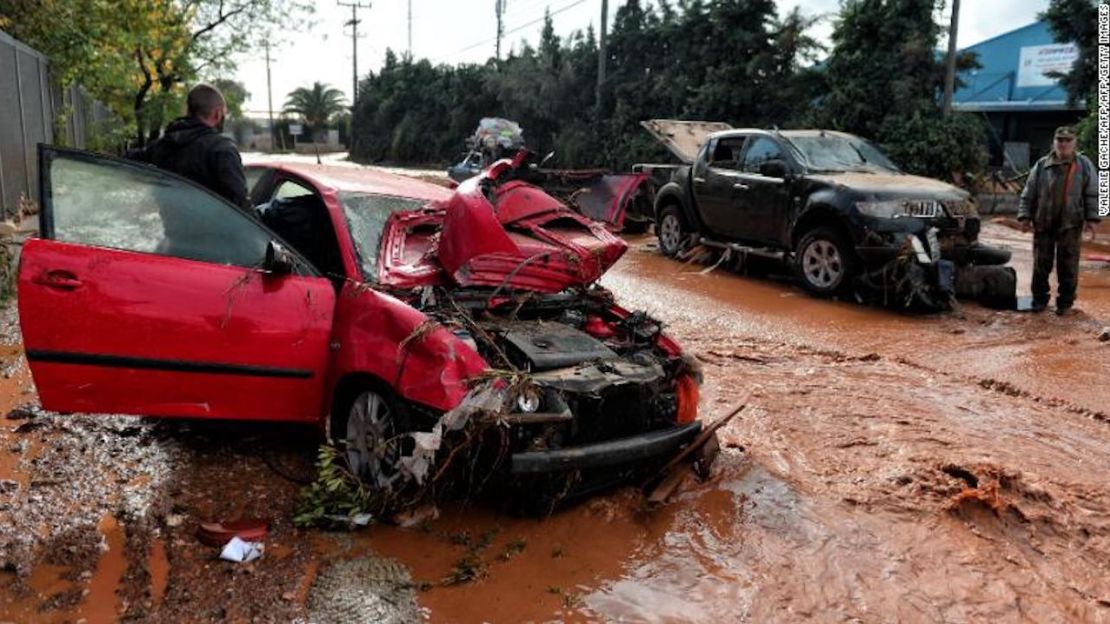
left=274, top=179, right=314, bottom=199
left=48, top=151, right=271, bottom=268
left=340, top=192, right=427, bottom=280
left=740, top=137, right=785, bottom=174
left=708, top=138, right=744, bottom=171
left=244, top=167, right=266, bottom=198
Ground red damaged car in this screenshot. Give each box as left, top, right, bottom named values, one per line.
left=19, top=147, right=703, bottom=504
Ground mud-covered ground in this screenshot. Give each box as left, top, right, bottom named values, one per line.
left=2, top=187, right=1109, bottom=621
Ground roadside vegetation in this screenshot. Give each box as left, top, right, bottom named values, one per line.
left=0, top=0, right=311, bottom=147
left=1041, top=0, right=1098, bottom=157
left=350, top=0, right=988, bottom=181
left=349, top=0, right=1088, bottom=185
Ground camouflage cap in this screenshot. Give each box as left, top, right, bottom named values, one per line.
left=1054, top=126, right=1077, bottom=139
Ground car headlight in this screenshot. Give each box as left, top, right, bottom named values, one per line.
left=516, top=388, right=542, bottom=413
left=856, top=199, right=945, bottom=219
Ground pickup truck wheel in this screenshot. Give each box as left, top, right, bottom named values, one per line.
left=657, top=206, right=689, bottom=257
left=795, top=227, right=857, bottom=296
left=340, top=388, right=406, bottom=489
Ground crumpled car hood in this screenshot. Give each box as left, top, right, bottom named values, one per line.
left=381, top=157, right=627, bottom=292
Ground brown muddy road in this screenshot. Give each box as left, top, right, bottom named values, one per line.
left=2, top=221, right=1109, bottom=623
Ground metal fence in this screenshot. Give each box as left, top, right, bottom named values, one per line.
left=0, top=28, right=117, bottom=219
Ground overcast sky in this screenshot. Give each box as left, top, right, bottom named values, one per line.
left=233, top=0, right=1050, bottom=115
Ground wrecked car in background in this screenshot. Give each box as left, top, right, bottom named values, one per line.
left=516, top=165, right=655, bottom=234
left=447, top=117, right=525, bottom=183
left=634, top=120, right=1016, bottom=311
left=19, top=146, right=705, bottom=512
left=447, top=118, right=655, bottom=232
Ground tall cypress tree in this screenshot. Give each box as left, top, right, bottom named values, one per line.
left=813, top=0, right=988, bottom=180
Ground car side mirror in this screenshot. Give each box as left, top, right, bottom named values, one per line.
left=760, top=159, right=789, bottom=179
left=262, top=240, right=295, bottom=276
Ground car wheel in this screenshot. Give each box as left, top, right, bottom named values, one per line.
left=657, top=206, right=690, bottom=257
left=795, top=227, right=857, bottom=296
left=341, top=388, right=405, bottom=488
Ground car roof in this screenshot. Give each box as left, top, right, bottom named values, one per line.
left=708, top=128, right=861, bottom=142
left=249, top=161, right=453, bottom=202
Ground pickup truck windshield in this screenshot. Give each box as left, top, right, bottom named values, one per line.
left=786, top=135, right=899, bottom=173
left=340, top=192, right=428, bottom=280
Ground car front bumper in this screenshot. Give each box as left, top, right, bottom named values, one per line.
left=857, top=241, right=1011, bottom=267
left=509, top=421, right=702, bottom=474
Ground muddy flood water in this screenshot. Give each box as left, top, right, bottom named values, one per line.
left=1, top=220, right=1109, bottom=623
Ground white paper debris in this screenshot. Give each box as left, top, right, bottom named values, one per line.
left=220, top=536, right=264, bottom=563
left=395, top=381, right=509, bottom=486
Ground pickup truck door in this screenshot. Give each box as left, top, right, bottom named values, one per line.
left=691, top=136, right=747, bottom=236
left=729, top=136, right=794, bottom=244
left=19, top=146, right=336, bottom=422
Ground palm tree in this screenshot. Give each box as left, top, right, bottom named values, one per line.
left=282, top=82, right=347, bottom=142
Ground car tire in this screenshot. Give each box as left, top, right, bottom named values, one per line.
left=334, top=386, right=408, bottom=488
left=657, top=205, right=691, bottom=257
left=794, top=227, right=857, bottom=296
left=967, top=244, right=1012, bottom=266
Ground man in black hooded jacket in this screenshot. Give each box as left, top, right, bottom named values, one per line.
left=132, top=83, right=248, bottom=210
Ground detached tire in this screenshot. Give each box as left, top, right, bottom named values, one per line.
left=794, top=227, right=857, bottom=296
left=657, top=205, right=690, bottom=257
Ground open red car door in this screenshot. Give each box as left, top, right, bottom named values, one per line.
left=18, top=146, right=336, bottom=422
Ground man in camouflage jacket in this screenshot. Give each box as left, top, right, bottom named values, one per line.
left=1017, top=126, right=1100, bottom=315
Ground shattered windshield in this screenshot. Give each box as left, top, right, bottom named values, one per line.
left=340, top=192, right=428, bottom=280
left=785, top=135, right=899, bottom=173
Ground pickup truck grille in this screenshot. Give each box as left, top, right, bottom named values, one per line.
left=904, top=200, right=944, bottom=218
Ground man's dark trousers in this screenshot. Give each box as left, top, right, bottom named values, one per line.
left=1032, top=227, right=1082, bottom=308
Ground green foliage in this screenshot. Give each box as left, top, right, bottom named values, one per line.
left=1075, top=89, right=1097, bottom=159
left=293, top=444, right=375, bottom=529
left=878, top=112, right=988, bottom=180
left=0, top=0, right=312, bottom=147
left=809, top=0, right=988, bottom=180
left=350, top=0, right=983, bottom=180
left=211, top=78, right=250, bottom=119
left=283, top=81, right=347, bottom=141
left=352, top=1, right=821, bottom=169
left=1041, top=0, right=1097, bottom=105
left=1042, top=1, right=1096, bottom=159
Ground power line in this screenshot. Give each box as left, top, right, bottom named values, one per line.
left=452, top=0, right=589, bottom=56
left=504, top=0, right=555, bottom=17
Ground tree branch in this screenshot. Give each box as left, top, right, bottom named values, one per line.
left=191, top=0, right=250, bottom=44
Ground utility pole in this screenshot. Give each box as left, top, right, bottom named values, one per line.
left=495, top=0, right=505, bottom=61
left=265, top=40, right=275, bottom=152
left=407, top=0, right=412, bottom=57
left=338, top=1, right=371, bottom=108
left=942, top=0, right=960, bottom=116
left=596, top=0, right=608, bottom=113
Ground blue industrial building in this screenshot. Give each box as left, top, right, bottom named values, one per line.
left=953, top=20, right=1085, bottom=170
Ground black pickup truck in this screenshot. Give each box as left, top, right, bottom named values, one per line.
left=635, top=120, right=1014, bottom=310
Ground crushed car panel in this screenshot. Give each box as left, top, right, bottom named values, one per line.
left=437, top=156, right=628, bottom=292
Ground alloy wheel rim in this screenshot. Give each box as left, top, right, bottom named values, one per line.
left=802, top=239, right=843, bottom=288
left=345, top=391, right=399, bottom=487
left=660, top=214, right=681, bottom=251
